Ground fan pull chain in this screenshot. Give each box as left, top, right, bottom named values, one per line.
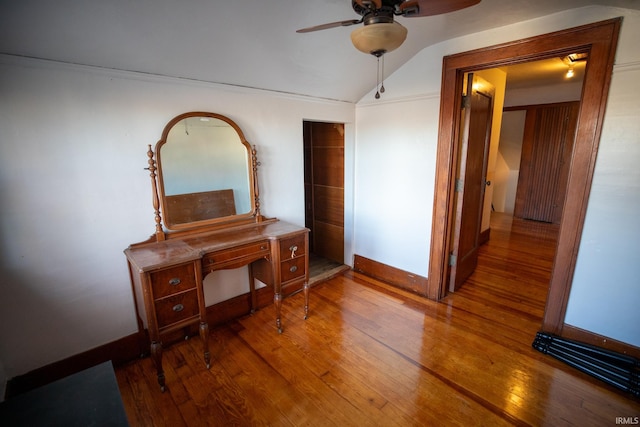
left=380, top=55, right=385, bottom=94
left=374, top=54, right=386, bottom=99
left=375, top=56, right=381, bottom=99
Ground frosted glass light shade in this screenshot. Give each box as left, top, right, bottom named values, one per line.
left=350, top=22, right=408, bottom=56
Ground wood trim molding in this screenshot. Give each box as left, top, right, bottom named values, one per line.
left=353, top=255, right=428, bottom=295
left=427, top=17, right=622, bottom=338
left=5, top=333, right=141, bottom=399
left=479, top=228, right=490, bottom=246
left=561, top=325, right=640, bottom=360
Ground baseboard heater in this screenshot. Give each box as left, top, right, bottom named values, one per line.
left=532, top=332, right=639, bottom=398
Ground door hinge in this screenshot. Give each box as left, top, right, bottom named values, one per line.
left=461, top=94, right=471, bottom=109
left=449, top=253, right=457, bottom=266
left=455, top=178, right=464, bottom=192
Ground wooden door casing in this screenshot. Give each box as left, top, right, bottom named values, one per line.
left=514, top=102, right=579, bottom=224
left=427, top=19, right=621, bottom=337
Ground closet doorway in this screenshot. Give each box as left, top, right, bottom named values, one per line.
left=303, top=121, right=348, bottom=283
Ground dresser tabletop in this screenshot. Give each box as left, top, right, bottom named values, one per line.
left=125, top=220, right=308, bottom=272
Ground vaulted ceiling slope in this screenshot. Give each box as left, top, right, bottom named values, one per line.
left=1, top=0, right=638, bottom=103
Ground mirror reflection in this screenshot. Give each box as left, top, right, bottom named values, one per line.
left=158, top=114, right=253, bottom=228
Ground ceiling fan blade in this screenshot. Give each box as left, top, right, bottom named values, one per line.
left=296, top=19, right=362, bottom=33
left=399, top=0, right=480, bottom=17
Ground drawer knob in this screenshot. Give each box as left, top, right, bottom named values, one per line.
left=289, top=245, right=298, bottom=258
left=289, top=265, right=298, bottom=273
left=168, top=278, right=181, bottom=286
left=172, top=304, right=184, bottom=312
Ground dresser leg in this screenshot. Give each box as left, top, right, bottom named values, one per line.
left=303, top=281, right=310, bottom=320
left=150, top=341, right=165, bottom=392
left=274, top=292, right=283, bottom=334
left=200, top=322, right=211, bottom=369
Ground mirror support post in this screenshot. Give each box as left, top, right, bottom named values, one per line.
left=251, top=145, right=262, bottom=221
left=146, top=144, right=165, bottom=241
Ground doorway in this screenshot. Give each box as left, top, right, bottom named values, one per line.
left=427, top=19, right=621, bottom=335
left=450, top=64, right=583, bottom=294
left=303, top=121, right=349, bottom=283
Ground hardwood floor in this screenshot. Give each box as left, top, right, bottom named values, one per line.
left=115, top=213, right=639, bottom=426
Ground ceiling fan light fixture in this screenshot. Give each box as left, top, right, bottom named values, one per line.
left=350, top=22, right=408, bottom=56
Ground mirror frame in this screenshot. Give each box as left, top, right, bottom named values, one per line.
left=151, top=112, right=261, bottom=237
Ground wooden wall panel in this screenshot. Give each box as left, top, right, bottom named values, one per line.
left=515, top=102, right=579, bottom=224
left=312, top=146, right=344, bottom=188
left=313, top=221, right=344, bottom=262
left=313, top=185, right=344, bottom=227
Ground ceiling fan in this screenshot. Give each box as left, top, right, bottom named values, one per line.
left=297, top=0, right=480, bottom=55
left=297, top=0, right=480, bottom=98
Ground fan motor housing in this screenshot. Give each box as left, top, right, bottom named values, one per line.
left=352, top=1, right=399, bottom=24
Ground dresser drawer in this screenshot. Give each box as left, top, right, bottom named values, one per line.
left=279, top=234, right=306, bottom=260
left=281, top=256, right=306, bottom=283
left=155, top=290, right=199, bottom=329
left=149, top=263, right=197, bottom=299
left=202, top=241, right=270, bottom=271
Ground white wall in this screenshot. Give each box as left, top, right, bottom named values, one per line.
left=494, top=110, right=526, bottom=214
left=504, top=81, right=584, bottom=107
left=354, top=96, right=438, bottom=276
left=0, top=55, right=355, bottom=379
left=355, top=6, right=640, bottom=347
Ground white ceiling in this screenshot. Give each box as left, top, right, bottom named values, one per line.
left=1, top=0, right=637, bottom=103
left=502, top=56, right=588, bottom=90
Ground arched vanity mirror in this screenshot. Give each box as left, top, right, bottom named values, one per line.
left=149, top=112, right=262, bottom=238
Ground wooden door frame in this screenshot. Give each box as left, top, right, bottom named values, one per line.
left=426, top=18, right=621, bottom=335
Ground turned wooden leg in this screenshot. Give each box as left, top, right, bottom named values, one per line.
left=274, top=292, right=283, bottom=334
left=303, top=281, right=310, bottom=320
left=200, top=322, right=211, bottom=369
left=150, top=341, right=165, bottom=392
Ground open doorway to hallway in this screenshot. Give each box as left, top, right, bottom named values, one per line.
left=449, top=55, right=585, bottom=317
left=303, top=121, right=350, bottom=285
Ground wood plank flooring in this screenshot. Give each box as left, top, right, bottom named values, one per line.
left=116, top=213, right=639, bottom=426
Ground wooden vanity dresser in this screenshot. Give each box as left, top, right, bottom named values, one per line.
left=125, top=112, right=309, bottom=391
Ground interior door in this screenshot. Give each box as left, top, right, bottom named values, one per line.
left=449, top=74, right=495, bottom=292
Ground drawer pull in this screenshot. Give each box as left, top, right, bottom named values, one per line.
left=172, top=304, right=184, bottom=312
left=289, top=245, right=298, bottom=258
left=289, top=265, right=298, bottom=273
left=168, top=278, right=181, bottom=286
left=261, top=245, right=267, bottom=250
